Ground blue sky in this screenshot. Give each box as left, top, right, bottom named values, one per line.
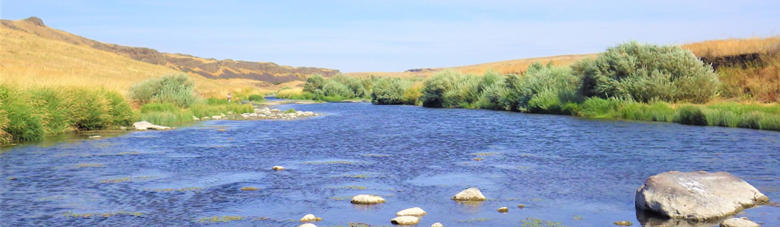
left=2, top=0, right=779, bottom=72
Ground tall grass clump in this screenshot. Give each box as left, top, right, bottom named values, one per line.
left=0, top=101, right=9, bottom=145
left=576, top=41, right=721, bottom=103
left=0, top=85, right=45, bottom=142
left=128, top=74, right=198, bottom=108
left=674, top=105, right=708, bottom=126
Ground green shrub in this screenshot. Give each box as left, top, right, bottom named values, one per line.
left=577, top=41, right=720, bottom=103
left=303, top=74, right=325, bottom=93
left=674, top=105, right=708, bottom=126
left=139, top=111, right=180, bottom=126
left=284, top=108, right=297, bottom=114
left=141, top=102, right=179, bottom=113
left=758, top=113, right=780, bottom=130
left=248, top=94, right=266, bottom=102
left=128, top=74, right=198, bottom=108
left=372, top=78, right=414, bottom=105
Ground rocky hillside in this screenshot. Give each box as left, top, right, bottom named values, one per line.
left=0, top=17, right=339, bottom=83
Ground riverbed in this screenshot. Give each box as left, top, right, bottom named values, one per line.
left=1, top=102, right=778, bottom=226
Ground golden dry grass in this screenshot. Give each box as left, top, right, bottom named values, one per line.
left=0, top=19, right=293, bottom=97
left=681, top=36, right=780, bottom=58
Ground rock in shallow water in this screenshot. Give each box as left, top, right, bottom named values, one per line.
left=299, top=214, right=322, bottom=222
left=298, top=223, right=317, bottom=227
left=132, top=121, right=170, bottom=130
left=272, top=166, right=285, bottom=171
left=720, top=217, right=761, bottom=227
left=396, top=207, right=426, bottom=216
left=390, top=216, right=419, bottom=225
left=431, top=222, right=444, bottom=227
left=451, top=188, right=487, bottom=201
left=635, top=171, right=769, bottom=221
left=497, top=207, right=509, bottom=213
left=350, top=194, right=385, bottom=204
left=613, top=220, right=632, bottom=226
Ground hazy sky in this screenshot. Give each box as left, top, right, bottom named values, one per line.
left=2, top=0, right=779, bottom=72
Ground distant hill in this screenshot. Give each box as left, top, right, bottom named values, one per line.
left=0, top=17, right=339, bottom=84
left=345, top=54, right=597, bottom=78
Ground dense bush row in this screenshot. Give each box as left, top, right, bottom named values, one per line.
left=0, top=85, right=134, bottom=144
left=286, top=41, right=780, bottom=131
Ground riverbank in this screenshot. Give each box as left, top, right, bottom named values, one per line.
left=284, top=40, right=780, bottom=132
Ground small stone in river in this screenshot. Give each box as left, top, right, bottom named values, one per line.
left=431, top=222, right=444, bottom=227
left=497, top=207, right=509, bottom=213
left=8, top=177, right=17, bottom=180
left=299, top=214, right=322, bottom=222
left=350, top=194, right=385, bottom=204
left=518, top=204, right=525, bottom=208
left=451, top=187, right=487, bottom=201
left=613, top=221, right=632, bottom=226
left=390, top=216, right=419, bottom=225
left=272, top=166, right=285, bottom=171
left=720, top=217, right=761, bottom=227
left=298, top=223, right=317, bottom=227
left=217, top=128, right=226, bottom=132
left=240, top=187, right=258, bottom=191
left=396, top=207, right=426, bottom=216
left=473, top=158, right=483, bottom=161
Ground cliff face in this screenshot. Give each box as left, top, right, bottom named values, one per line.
left=1, top=17, right=339, bottom=83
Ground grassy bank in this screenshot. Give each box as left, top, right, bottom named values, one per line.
left=275, top=75, right=373, bottom=102
left=0, top=74, right=260, bottom=146
left=291, top=39, right=780, bottom=132
left=0, top=85, right=135, bottom=144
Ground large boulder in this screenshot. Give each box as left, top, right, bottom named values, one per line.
left=350, top=194, right=385, bottom=204
left=396, top=207, right=426, bottom=216
left=451, top=188, right=487, bottom=201
left=390, top=216, right=420, bottom=225
left=635, top=171, right=769, bottom=221
left=720, top=217, right=761, bottom=227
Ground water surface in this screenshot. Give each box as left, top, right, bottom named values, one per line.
left=1, top=103, right=778, bottom=226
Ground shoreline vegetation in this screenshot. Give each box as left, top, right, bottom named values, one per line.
left=0, top=75, right=263, bottom=146
left=278, top=38, right=780, bottom=132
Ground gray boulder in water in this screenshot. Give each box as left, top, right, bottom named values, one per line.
left=635, top=171, right=769, bottom=221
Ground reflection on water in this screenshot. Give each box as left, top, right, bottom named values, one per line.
left=1, top=103, right=779, bottom=226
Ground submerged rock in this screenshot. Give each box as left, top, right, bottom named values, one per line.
left=132, top=121, right=171, bottom=130
left=431, top=222, right=444, bottom=227
left=350, top=194, right=385, bottom=204
left=635, top=171, right=769, bottom=221
left=613, top=220, right=632, bottom=226
left=396, top=207, right=426, bottom=216
left=272, top=166, right=285, bottom=171
left=451, top=188, right=487, bottom=201
left=390, top=216, right=419, bottom=225
left=299, top=214, right=322, bottom=222
left=298, top=223, right=317, bottom=227
left=497, top=207, right=509, bottom=213
left=720, top=217, right=760, bottom=227
left=518, top=204, right=525, bottom=208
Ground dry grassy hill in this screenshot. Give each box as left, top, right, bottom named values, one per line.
left=0, top=17, right=339, bottom=88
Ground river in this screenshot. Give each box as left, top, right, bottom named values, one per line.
left=1, top=102, right=778, bottom=226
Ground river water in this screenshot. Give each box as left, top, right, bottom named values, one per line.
left=1, top=102, right=779, bottom=227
